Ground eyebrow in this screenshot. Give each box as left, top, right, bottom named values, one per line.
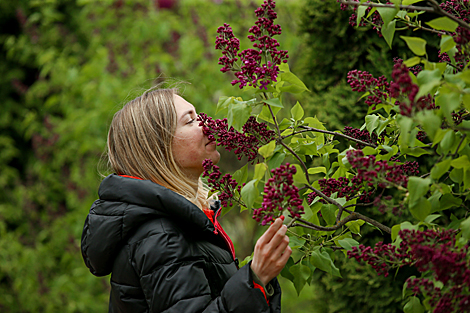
left=179, top=109, right=195, bottom=121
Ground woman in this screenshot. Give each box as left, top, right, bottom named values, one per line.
left=81, top=88, right=292, bottom=313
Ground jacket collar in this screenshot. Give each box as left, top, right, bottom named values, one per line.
left=99, top=174, right=216, bottom=233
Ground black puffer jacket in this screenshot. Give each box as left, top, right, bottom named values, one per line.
left=81, top=174, right=281, bottom=313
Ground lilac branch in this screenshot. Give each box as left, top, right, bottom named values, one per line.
left=293, top=212, right=391, bottom=234
left=296, top=125, right=378, bottom=148
left=339, top=0, right=470, bottom=31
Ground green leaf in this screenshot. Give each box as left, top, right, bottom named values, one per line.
left=307, top=167, right=326, bottom=175
left=346, top=220, right=363, bottom=234
left=418, top=110, right=441, bottom=141
left=382, top=20, right=396, bottom=49
left=258, top=140, right=276, bottom=159
left=356, top=5, right=367, bottom=27
left=437, top=193, right=462, bottom=211
left=292, top=164, right=308, bottom=185
left=440, top=35, right=456, bottom=53
left=450, top=168, right=463, bottom=183
left=263, top=98, right=283, bottom=108
left=279, top=72, right=309, bottom=94
left=241, top=180, right=259, bottom=210
left=431, top=159, right=452, bottom=180
left=436, top=92, right=460, bottom=121
left=416, top=69, right=442, bottom=99
left=365, top=115, right=379, bottom=134
left=362, top=146, right=377, bottom=156
left=337, top=238, right=359, bottom=251
left=216, top=96, right=231, bottom=115
left=289, top=263, right=311, bottom=295
left=258, top=104, right=281, bottom=124
left=461, top=216, right=470, bottom=241
left=289, top=236, right=306, bottom=249
left=402, top=0, right=422, bottom=4
left=268, top=152, right=285, bottom=170
left=440, top=130, right=456, bottom=154
left=403, top=56, right=421, bottom=67
left=463, top=94, right=470, bottom=111
left=410, top=197, right=431, bottom=222
left=253, top=163, right=267, bottom=181
left=232, top=164, right=248, bottom=184
left=391, top=224, right=401, bottom=242
left=310, top=249, right=341, bottom=277
left=321, top=204, right=336, bottom=225
left=227, top=100, right=251, bottom=132
left=280, top=257, right=295, bottom=281
left=377, top=7, right=398, bottom=26
left=426, top=17, right=458, bottom=32
left=403, top=296, right=424, bottom=313
left=407, top=177, right=431, bottom=207
left=400, top=36, right=427, bottom=56
left=291, top=101, right=304, bottom=120
left=451, top=155, right=470, bottom=169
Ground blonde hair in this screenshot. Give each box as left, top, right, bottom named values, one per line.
left=107, top=88, right=209, bottom=209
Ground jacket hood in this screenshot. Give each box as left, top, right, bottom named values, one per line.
left=81, top=174, right=217, bottom=277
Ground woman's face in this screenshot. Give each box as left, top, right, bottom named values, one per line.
left=172, top=95, right=220, bottom=178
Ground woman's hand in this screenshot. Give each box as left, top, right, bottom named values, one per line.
left=250, top=217, right=292, bottom=286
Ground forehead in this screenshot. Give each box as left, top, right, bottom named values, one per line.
left=174, top=95, right=196, bottom=116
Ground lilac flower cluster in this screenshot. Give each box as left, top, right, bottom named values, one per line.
left=452, top=110, right=468, bottom=125
left=307, top=175, right=372, bottom=204
left=343, top=126, right=385, bottom=149
left=454, top=26, right=470, bottom=66
left=347, top=58, right=435, bottom=117
left=440, top=0, right=470, bottom=24
left=307, top=151, right=419, bottom=210
left=198, top=113, right=275, bottom=162
left=215, top=0, right=289, bottom=90
left=348, top=228, right=470, bottom=312
left=417, top=130, right=427, bottom=142
left=347, top=149, right=418, bottom=188
left=253, top=163, right=304, bottom=225
left=348, top=240, right=410, bottom=277
left=371, top=195, right=403, bottom=215
left=347, top=69, right=390, bottom=108
left=393, top=57, right=423, bottom=76
left=202, top=159, right=241, bottom=208
left=389, top=61, right=435, bottom=116
left=215, top=23, right=240, bottom=73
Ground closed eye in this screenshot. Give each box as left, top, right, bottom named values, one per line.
left=187, top=118, right=196, bottom=124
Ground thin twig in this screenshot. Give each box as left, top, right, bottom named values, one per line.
left=426, top=0, right=470, bottom=31
left=306, top=186, right=345, bottom=210
left=279, top=141, right=311, bottom=184
left=268, top=104, right=281, bottom=138
left=296, top=126, right=378, bottom=148
left=453, top=134, right=467, bottom=157
left=293, top=212, right=391, bottom=234
left=339, top=0, right=435, bottom=12
left=342, top=202, right=375, bottom=210
left=286, top=217, right=298, bottom=228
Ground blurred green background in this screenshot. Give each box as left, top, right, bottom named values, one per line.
left=0, top=0, right=411, bottom=312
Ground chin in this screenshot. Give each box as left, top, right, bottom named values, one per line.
left=209, top=151, right=221, bottom=165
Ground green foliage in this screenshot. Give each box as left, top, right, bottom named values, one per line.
left=213, top=1, right=470, bottom=312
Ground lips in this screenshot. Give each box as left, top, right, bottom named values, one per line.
left=206, top=140, right=216, bottom=146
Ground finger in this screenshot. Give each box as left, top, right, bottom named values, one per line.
left=257, top=218, right=283, bottom=244
left=273, top=233, right=290, bottom=256
left=278, top=245, right=292, bottom=266
left=267, top=224, right=288, bottom=248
